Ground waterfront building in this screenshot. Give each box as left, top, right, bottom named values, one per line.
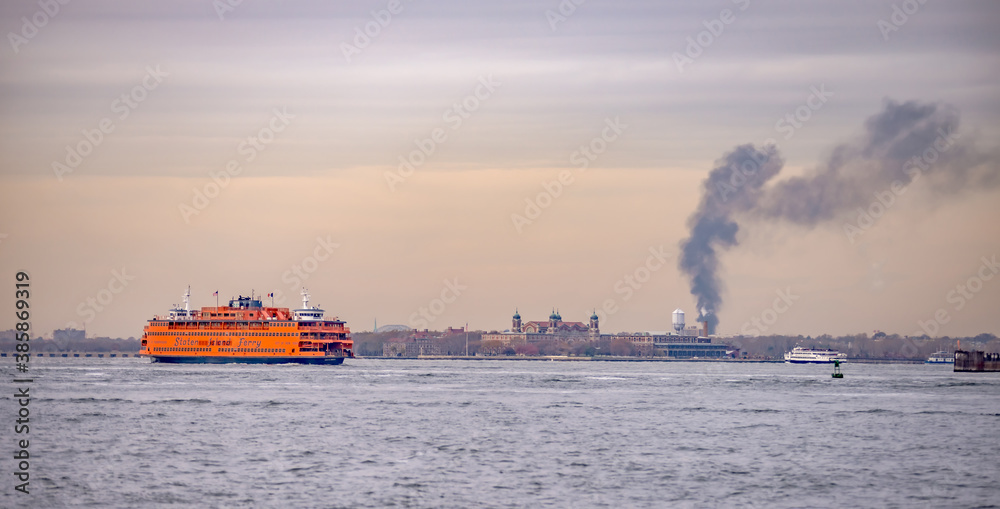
left=482, top=309, right=601, bottom=346
left=483, top=309, right=732, bottom=358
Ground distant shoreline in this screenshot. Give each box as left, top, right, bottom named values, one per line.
left=0, top=353, right=929, bottom=364
left=375, top=355, right=924, bottom=364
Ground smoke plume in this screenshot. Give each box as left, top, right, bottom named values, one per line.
left=679, top=99, right=999, bottom=334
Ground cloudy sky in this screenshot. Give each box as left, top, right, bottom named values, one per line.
left=1, top=0, right=998, bottom=339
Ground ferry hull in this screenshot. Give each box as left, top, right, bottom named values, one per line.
left=147, top=355, right=345, bottom=365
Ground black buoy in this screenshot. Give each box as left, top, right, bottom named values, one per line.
left=832, top=359, right=844, bottom=378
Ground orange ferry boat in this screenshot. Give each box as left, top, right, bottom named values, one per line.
left=140, top=288, right=352, bottom=365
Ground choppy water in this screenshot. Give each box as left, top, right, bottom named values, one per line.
left=2, top=358, right=999, bottom=508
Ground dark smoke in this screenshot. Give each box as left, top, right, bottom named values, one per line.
left=679, top=99, right=999, bottom=334
left=678, top=144, right=784, bottom=333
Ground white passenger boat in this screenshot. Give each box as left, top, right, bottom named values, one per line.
left=784, top=347, right=847, bottom=364
left=925, top=351, right=954, bottom=364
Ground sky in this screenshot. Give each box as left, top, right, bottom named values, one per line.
left=1, top=0, right=998, bottom=339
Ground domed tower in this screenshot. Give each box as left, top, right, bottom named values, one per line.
left=548, top=308, right=560, bottom=333
left=589, top=310, right=600, bottom=340
left=512, top=308, right=522, bottom=332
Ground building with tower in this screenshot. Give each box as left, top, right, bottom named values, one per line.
left=481, top=307, right=733, bottom=358
left=484, top=309, right=601, bottom=347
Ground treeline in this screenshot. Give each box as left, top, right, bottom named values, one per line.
left=356, top=330, right=999, bottom=359
left=353, top=331, right=485, bottom=356
left=355, top=332, right=658, bottom=358
left=0, top=335, right=141, bottom=353
left=730, top=333, right=999, bottom=360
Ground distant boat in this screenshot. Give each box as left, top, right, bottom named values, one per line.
left=925, top=351, right=954, bottom=364
left=784, top=347, right=847, bottom=364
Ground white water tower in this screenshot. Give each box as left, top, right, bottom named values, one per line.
left=672, top=308, right=685, bottom=333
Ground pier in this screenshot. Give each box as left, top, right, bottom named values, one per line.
left=954, top=350, right=1000, bottom=372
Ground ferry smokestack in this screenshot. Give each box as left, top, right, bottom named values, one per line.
left=702, top=320, right=709, bottom=337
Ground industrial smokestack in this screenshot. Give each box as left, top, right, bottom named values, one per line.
left=678, top=99, right=999, bottom=334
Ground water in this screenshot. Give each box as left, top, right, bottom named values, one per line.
left=4, top=358, right=999, bottom=508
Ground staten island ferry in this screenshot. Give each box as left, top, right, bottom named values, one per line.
left=140, top=287, right=352, bottom=365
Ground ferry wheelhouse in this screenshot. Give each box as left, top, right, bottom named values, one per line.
left=140, top=288, right=352, bottom=365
